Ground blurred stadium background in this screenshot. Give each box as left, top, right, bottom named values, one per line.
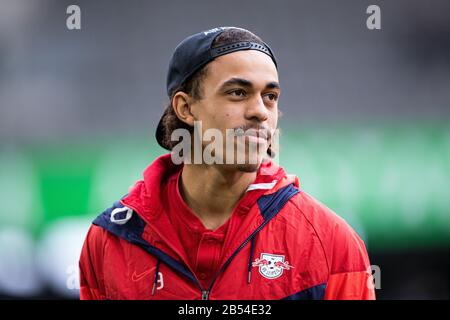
left=0, top=0, right=449, bottom=299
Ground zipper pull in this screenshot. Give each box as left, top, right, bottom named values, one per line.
left=201, top=290, right=209, bottom=300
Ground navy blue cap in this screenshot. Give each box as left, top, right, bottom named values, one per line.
left=166, top=26, right=277, bottom=97
left=157, top=26, right=278, bottom=150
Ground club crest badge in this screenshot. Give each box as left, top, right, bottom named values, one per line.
left=252, top=253, right=294, bottom=279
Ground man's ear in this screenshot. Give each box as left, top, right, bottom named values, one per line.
left=172, top=92, right=195, bottom=127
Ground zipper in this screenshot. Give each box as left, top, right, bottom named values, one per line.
left=198, top=212, right=279, bottom=299
left=201, top=290, right=210, bottom=300
left=119, top=200, right=266, bottom=300
left=206, top=185, right=298, bottom=295
left=205, top=216, right=271, bottom=295
left=119, top=184, right=297, bottom=300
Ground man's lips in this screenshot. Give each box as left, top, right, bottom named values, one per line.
left=245, top=130, right=268, bottom=140
left=244, top=135, right=268, bottom=145
left=235, top=128, right=270, bottom=141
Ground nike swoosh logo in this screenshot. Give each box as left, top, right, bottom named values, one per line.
left=131, top=267, right=156, bottom=282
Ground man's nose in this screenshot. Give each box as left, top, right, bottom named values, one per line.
left=245, top=95, right=269, bottom=122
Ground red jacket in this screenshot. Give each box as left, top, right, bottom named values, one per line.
left=79, top=154, right=375, bottom=300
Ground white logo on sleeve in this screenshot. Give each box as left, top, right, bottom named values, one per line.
left=252, top=253, right=294, bottom=279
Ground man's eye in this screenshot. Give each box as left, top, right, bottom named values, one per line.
left=229, top=89, right=246, bottom=97
left=264, top=93, right=279, bottom=101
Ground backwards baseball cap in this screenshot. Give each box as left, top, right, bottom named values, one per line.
left=156, top=26, right=278, bottom=150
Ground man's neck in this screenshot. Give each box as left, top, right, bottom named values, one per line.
left=179, top=163, right=257, bottom=230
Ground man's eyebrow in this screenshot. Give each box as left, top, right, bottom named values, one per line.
left=266, top=81, right=280, bottom=90
left=218, top=77, right=280, bottom=91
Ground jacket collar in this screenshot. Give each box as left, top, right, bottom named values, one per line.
left=122, top=153, right=298, bottom=223
left=119, top=154, right=299, bottom=264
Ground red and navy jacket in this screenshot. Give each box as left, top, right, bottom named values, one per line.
left=79, top=154, right=375, bottom=300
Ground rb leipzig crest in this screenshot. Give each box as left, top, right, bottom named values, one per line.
left=252, top=253, right=294, bottom=279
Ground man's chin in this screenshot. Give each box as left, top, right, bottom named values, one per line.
left=233, top=150, right=266, bottom=172
left=218, top=159, right=262, bottom=173
left=236, top=163, right=260, bottom=173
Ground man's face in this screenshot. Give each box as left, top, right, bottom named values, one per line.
left=190, top=50, right=280, bottom=172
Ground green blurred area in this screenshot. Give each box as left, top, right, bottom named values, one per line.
left=281, top=122, right=450, bottom=251
left=1, top=122, right=449, bottom=252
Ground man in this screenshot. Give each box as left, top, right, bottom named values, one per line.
left=79, top=26, right=375, bottom=300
